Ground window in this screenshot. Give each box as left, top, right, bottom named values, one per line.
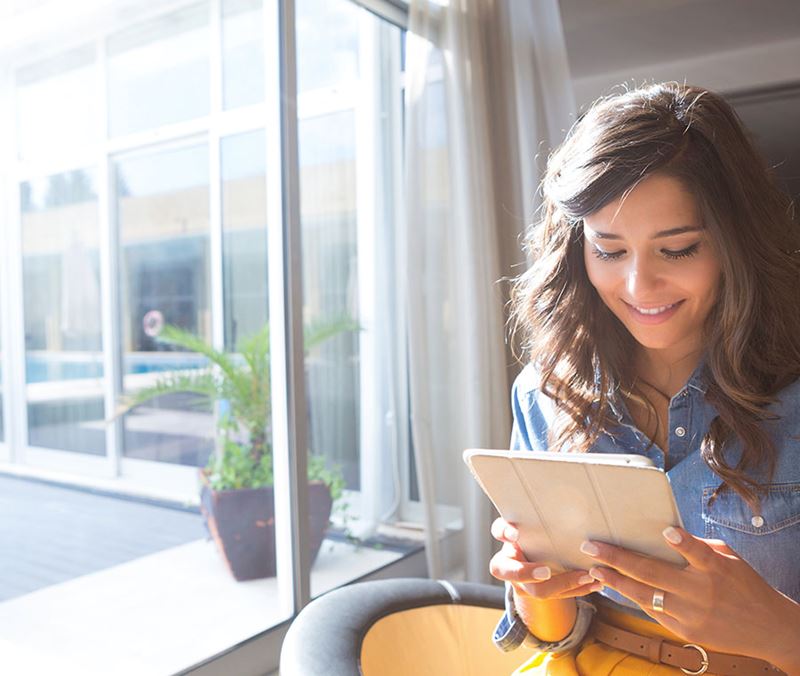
left=107, top=3, right=210, bottom=137
left=15, top=46, right=99, bottom=164
left=0, top=0, right=416, bottom=672
left=115, top=142, right=213, bottom=467
left=221, top=129, right=269, bottom=349
left=296, top=0, right=408, bottom=598
left=22, top=168, right=104, bottom=455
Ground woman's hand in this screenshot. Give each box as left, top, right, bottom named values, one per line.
left=489, top=517, right=603, bottom=599
left=581, top=526, right=800, bottom=664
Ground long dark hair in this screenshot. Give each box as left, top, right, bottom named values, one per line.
left=511, top=82, right=800, bottom=511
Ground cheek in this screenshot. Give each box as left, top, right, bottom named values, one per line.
left=583, top=254, right=618, bottom=300
left=683, top=258, right=721, bottom=306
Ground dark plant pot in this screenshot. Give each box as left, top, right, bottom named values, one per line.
left=199, top=472, right=334, bottom=581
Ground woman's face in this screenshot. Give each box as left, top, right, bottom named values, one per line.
left=582, top=173, right=721, bottom=357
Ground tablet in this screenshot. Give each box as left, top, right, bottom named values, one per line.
left=464, top=448, right=687, bottom=573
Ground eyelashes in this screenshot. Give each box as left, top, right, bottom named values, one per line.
left=591, top=243, right=701, bottom=261
left=663, top=243, right=701, bottom=260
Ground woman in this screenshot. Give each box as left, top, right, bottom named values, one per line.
left=489, top=82, right=800, bottom=675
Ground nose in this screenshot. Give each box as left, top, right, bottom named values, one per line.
left=625, top=255, right=660, bottom=299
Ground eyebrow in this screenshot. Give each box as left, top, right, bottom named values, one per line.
left=589, top=225, right=703, bottom=240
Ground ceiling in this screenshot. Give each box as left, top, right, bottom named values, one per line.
left=559, top=0, right=800, bottom=79
left=558, top=0, right=800, bottom=200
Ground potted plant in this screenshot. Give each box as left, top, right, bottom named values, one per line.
left=121, top=320, right=356, bottom=581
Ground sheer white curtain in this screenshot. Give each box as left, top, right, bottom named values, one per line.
left=403, top=0, right=576, bottom=582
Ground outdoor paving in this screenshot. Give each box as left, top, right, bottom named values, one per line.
left=0, top=473, right=206, bottom=602
left=0, top=528, right=405, bottom=674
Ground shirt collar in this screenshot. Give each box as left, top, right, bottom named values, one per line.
left=601, top=352, right=709, bottom=421
left=686, top=354, right=709, bottom=394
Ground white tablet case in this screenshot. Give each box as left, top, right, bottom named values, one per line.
left=464, top=449, right=687, bottom=573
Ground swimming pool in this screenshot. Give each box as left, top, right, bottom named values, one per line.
left=25, top=352, right=209, bottom=384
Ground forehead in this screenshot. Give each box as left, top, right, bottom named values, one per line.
left=583, top=174, right=699, bottom=237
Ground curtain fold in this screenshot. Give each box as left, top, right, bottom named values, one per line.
left=404, top=0, right=576, bottom=582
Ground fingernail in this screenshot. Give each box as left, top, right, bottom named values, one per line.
left=589, top=567, right=605, bottom=581
left=663, top=526, right=682, bottom=544
left=578, top=574, right=593, bottom=585
left=533, top=566, right=551, bottom=580
left=580, top=541, right=600, bottom=557
left=504, top=526, right=519, bottom=542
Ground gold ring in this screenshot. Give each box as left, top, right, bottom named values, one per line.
left=652, top=589, right=665, bottom=613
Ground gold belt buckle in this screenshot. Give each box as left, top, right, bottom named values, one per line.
left=680, top=643, right=709, bottom=675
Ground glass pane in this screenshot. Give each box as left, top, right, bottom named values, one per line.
left=299, top=110, right=359, bottom=489
left=0, top=273, right=3, bottom=444
left=15, top=46, right=99, bottom=163
left=221, top=130, right=268, bottom=350
left=107, top=3, right=210, bottom=137
left=115, top=144, right=213, bottom=466
left=296, top=0, right=359, bottom=93
left=21, top=170, right=105, bottom=454
left=297, top=0, right=411, bottom=596
left=222, top=0, right=264, bottom=109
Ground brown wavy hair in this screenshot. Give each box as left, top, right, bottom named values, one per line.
left=511, top=82, right=800, bottom=512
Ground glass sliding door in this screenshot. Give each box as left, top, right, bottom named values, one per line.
left=221, top=129, right=268, bottom=350
left=21, top=169, right=105, bottom=456
left=114, top=143, right=214, bottom=468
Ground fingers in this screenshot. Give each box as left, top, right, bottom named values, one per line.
left=491, top=517, right=520, bottom=544
left=489, top=543, right=547, bottom=582
left=698, top=537, right=740, bottom=560
left=550, top=579, right=605, bottom=600
left=661, top=526, right=722, bottom=569
left=493, top=556, right=603, bottom=599
left=516, top=569, right=604, bottom=599
left=580, top=539, right=685, bottom=593
left=587, top=565, right=680, bottom=619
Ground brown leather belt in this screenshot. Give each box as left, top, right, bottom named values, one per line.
left=591, top=619, right=786, bottom=675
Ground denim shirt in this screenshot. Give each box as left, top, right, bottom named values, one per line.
left=493, top=361, right=800, bottom=649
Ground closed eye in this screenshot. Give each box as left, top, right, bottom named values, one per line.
left=662, top=243, right=700, bottom=260
left=591, top=243, right=701, bottom=261
left=591, top=245, right=623, bottom=261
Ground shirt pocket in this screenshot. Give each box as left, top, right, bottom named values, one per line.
left=703, top=482, right=800, bottom=535
left=702, top=482, right=800, bottom=601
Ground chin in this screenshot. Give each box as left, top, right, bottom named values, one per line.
left=630, top=335, right=677, bottom=350
left=621, top=325, right=682, bottom=351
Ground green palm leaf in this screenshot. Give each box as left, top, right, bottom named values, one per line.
left=120, top=319, right=358, bottom=492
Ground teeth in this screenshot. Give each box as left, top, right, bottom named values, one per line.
left=634, top=303, right=677, bottom=315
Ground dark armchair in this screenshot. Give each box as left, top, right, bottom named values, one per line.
left=280, top=577, right=526, bottom=675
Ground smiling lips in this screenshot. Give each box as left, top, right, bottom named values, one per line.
left=624, top=299, right=685, bottom=325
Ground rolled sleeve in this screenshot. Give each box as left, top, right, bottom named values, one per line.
left=492, top=582, right=597, bottom=654
left=492, top=607, right=529, bottom=651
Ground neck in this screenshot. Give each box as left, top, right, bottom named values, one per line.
left=635, top=344, right=703, bottom=399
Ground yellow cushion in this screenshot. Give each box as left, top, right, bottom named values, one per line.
left=360, top=604, right=524, bottom=675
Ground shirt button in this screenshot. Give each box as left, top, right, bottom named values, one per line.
left=675, top=426, right=686, bottom=437
left=751, top=515, right=764, bottom=528
left=681, top=390, right=689, bottom=397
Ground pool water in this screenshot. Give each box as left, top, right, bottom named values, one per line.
left=25, top=354, right=209, bottom=383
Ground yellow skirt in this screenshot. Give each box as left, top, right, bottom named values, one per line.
left=512, top=602, right=701, bottom=676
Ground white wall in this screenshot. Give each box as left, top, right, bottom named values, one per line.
left=571, top=35, right=800, bottom=109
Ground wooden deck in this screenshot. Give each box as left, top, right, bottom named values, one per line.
left=0, top=473, right=206, bottom=602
